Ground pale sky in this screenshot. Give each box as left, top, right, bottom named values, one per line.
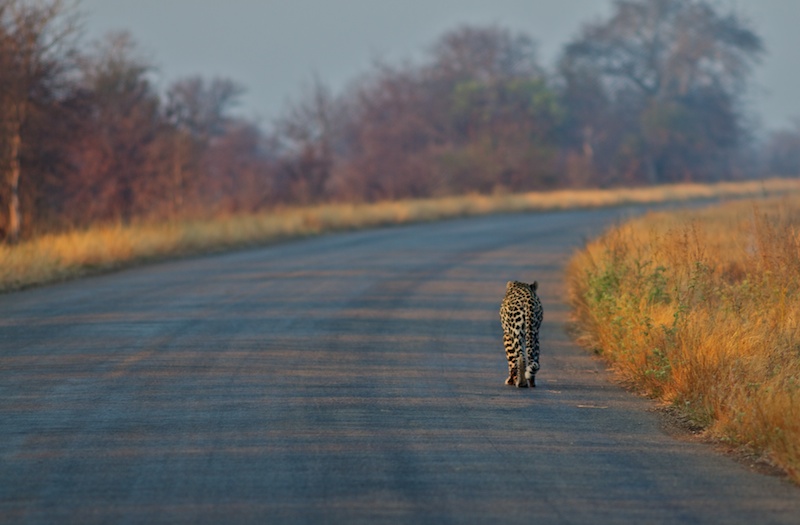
left=80, top=0, right=800, bottom=132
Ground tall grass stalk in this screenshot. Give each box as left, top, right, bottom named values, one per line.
left=2, top=177, right=800, bottom=293
left=567, top=195, right=800, bottom=483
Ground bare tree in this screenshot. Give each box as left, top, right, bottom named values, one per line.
left=165, top=76, right=244, bottom=214
left=429, top=25, right=541, bottom=84
left=74, top=31, right=161, bottom=223
left=331, top=63, right=445, bottom=200
left=764, top=118, right=800, bottom=177
left=166, top=76, right=244, bottom=139
left=275, top=76, right=345, bottom=203
left=202, top=120, right=275, bottom=214
left=0, top=0, right=78, bottom=242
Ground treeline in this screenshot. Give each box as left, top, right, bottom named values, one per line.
left=1, top=0, right=797, bottom=242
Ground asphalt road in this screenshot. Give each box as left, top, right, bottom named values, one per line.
left=2, top=207, right=799, bottom=524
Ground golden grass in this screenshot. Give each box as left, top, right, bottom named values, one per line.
left=567, top=193, right=800, bottom=483
left=3, top=177, right=800, bottom=293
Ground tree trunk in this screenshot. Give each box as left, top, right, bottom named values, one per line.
left=172, top=134, right=185, bottom=217
left=7, top=119, right=23, bottom=243
left=644, top=154, right=658, bottom=185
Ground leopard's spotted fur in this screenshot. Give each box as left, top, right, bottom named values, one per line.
left=499, top=280, right=543, bottom=388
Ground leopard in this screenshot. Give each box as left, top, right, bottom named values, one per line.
left=499, top=280, right=543, bottom=388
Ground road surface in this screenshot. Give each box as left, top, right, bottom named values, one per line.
left=2, top=207, right=799, bottom=524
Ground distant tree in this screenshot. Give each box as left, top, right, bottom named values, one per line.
left=324, top=25, right=565, bottom=200
left=331, top=63, right=444, bottom=200
left=764, top=119, right=800, bottom=177
left=274, top=77, right=346, bottom=203
left=165, top=76, right=244, bottom=214
left=202, top=120, right=275, bottom=214
left=430, top=25, right=562, bottom=192
left=0, top=0, right=78, bottom=241
left=71, top=31, right=162, bottom=223
left=561, top=0, right=763, bottom=184
left=166, top=76, right=244, bottom=139
left=429, top=25, right=541, bottom=84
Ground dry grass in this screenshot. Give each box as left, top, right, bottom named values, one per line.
left=3, top=177, right=800, bottom=293
left=567, top=194, right=800, bottom=483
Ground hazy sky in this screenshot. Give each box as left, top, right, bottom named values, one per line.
left=80, top=0, right=800, bottom=132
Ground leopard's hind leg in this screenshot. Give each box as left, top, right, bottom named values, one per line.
left=503, top=331, right=519, bottom=386
left=508, top=329, right=528, bottom=388
left=526, top=308, right=542, bottom=388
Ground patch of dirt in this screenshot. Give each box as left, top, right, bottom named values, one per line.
left=655, top=404, right=706, bottom=439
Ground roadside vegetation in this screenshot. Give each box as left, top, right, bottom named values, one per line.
left=2, top=178, right=799, bottom=293
left=567, top=194, right=800, bottom=483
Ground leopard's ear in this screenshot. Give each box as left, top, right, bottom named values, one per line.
left=506, top=281, right=514, bottom=289
left=531, top=281, right=538, bottom=292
